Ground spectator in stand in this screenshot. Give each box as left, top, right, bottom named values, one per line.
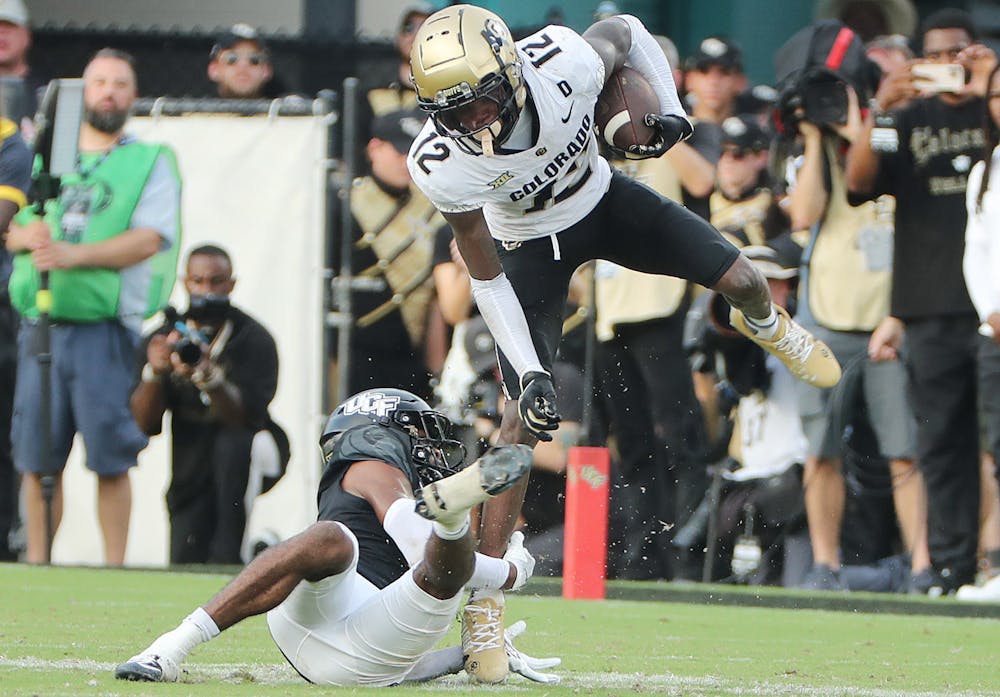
left=332, top=107, right=439, bottom=399
left=710, top=114, right=779, bottom=248
left=787, top=87, right=929, bottom=591
left=595, top=33, right=717, bottom=580
left=130, top=245, right=289, bottom=565
left=958, top=65, right=1000, bottom=601
left=0, top=110, right=31, bottom=560
left=0, top=0, right=43, bottom=129
left=5, top=49, right=181, bottom=565
left=350, top=5, right=433, bottom=175
left=689, top=243, right=807, bottom=585
left=208, top=23, right=280, bottom=100
left=846, top=8, right=997, bottom=593
left=365, top=4, right=431, bottom=117
left=865, top=33, right=914, bottom=76
left=683, top=36, right=747, bottom=126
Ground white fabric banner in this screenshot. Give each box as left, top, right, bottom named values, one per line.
left=52, top=114, right=329, bottom=566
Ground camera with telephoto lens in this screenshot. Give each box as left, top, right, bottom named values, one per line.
left=162, top=306, right=211, bottom=366
left=776, top=70, right=850, bottom=131
left=173, top=325, right=206, bottom=366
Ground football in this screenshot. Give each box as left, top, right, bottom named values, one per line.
left=594, top=66, right=659, bottom=152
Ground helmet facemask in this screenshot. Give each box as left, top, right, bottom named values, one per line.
left=393, top=408, right=468, bottom=485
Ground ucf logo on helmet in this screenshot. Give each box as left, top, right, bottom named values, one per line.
left=343, top=392, right=401, bottom=418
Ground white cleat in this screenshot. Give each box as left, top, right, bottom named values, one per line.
left=114, top=654, right=181, bottom=682
left=414, top=445, right=532, bottom=528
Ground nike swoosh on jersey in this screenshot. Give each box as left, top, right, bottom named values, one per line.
left=560, top=103, right=574, bottom=124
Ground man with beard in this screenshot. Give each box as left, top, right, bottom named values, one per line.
left=130, top=245, right=288, bottom=565
left=4, top=48, right=181, bottom=565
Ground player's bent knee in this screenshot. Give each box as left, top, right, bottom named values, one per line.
left=713, top=255, right=765, bottom=301
left=298, top=521, right=355, bottom=581
left=413, top=560, right=471, bottom=599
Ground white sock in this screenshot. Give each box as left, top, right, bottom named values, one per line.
left=434, top=516, right=470, bottom=540
left=746, top=306, right=779, bottom=340
left=144, top=607, right=220, bottom=663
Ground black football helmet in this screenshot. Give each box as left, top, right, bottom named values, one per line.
left=320, top=388, right=466, bottom=484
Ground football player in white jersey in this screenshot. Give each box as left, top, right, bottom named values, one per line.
left=407, top=5, right=842, bottom=682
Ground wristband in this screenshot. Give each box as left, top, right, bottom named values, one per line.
left=141, top=363, right=166, bottom=384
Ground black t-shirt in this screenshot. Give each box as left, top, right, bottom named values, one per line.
left=139, top=307, right=279, bottom=499
left=316, top=424, right=421, bottom=588
left=865, top=96, right=984, bottom=319
left=432, top=222, right=455, bottom=269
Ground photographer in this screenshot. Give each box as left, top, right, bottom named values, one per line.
left=785, top=79, right=929, bottom=591
left=845, top=9, right=997, bottom=593
left=131, top=244, right=287, bottom=565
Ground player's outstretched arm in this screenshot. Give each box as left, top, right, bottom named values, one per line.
left=442, top=210, right=560, bottom=440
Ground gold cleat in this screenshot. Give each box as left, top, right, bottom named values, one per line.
left=730, top=305, right=842, bottom=388
left=462, top=594, right=508, bottom=683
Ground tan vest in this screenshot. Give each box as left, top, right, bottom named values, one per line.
left=350, top=177, right=443, bottom=345
left=367, top=86, right=418, bottom=116
left=806, top=138, right=893, bottom=332
left=594, top=157, right=687, bottom=341
left=710, top=189, right=772, bottom=248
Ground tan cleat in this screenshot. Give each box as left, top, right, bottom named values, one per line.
left=730, top=306, right=842, bottom=388
left=462, top=593, right=508, bottom=683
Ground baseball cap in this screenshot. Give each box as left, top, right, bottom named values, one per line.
left=721, top=115, right=770, bottom=152
left=211, top=23, right=269, bottom=59
left=371, top=108, right=426, bottom=154
left=686, top=36, right=744, bottom=73
left=0, top=0, right=28, bottom=26
left=742, top=240, right=801, bottom=280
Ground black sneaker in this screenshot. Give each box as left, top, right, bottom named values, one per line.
left=799, top=563, right=848, bottom=591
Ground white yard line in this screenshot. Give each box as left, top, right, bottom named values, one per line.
left=0, top=656, right=995, bottom=696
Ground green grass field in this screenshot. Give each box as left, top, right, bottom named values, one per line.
left=3, top=563, right=1000, bottom=696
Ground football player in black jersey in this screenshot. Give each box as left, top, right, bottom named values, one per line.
left=114, top=388, right=558, bottom=686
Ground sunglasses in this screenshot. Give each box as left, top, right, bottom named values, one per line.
left=221, top=51, right=267, bottom=67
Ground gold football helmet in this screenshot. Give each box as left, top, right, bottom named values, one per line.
left=410, top=5, right=526, bottom=155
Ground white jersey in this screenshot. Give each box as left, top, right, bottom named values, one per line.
left=726, top=357, right=808, bottom=482
left=407, top=25, right=612, bottom=242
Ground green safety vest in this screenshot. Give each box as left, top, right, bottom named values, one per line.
left=8, top=140, right=181, bottom=322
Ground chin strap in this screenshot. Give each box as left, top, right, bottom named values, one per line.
left=480, top=129, right=495, bottom=157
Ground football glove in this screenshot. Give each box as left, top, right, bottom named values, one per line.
left=505, top=621, right=561, bottom=684
left=503, top=531, right=535, bottom=591
left=518, top=370, right=560, bottom=442
left=625, top=113, right=694, bottom=160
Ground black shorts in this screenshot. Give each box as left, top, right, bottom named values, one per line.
left=497, top=170, right=740, bottom=398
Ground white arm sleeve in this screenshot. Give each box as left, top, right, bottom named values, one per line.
left=470, top=273, right=544, bottom=381
left=616, top=14, right=686, bottom=118
left=381, top=497, right=512, bottom=589
left=964, top=163, right=998, bottom=322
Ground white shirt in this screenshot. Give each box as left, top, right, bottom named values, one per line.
left=726, top=357, right=807, bottom=482
left=407, top=25, right=612, bottom=242
left=963, top=147, right=1000, bottom=323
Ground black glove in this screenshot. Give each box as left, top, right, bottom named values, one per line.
left=518, top=371, right=560, bottom=442
left=625, top=113, right=694, bottom=160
